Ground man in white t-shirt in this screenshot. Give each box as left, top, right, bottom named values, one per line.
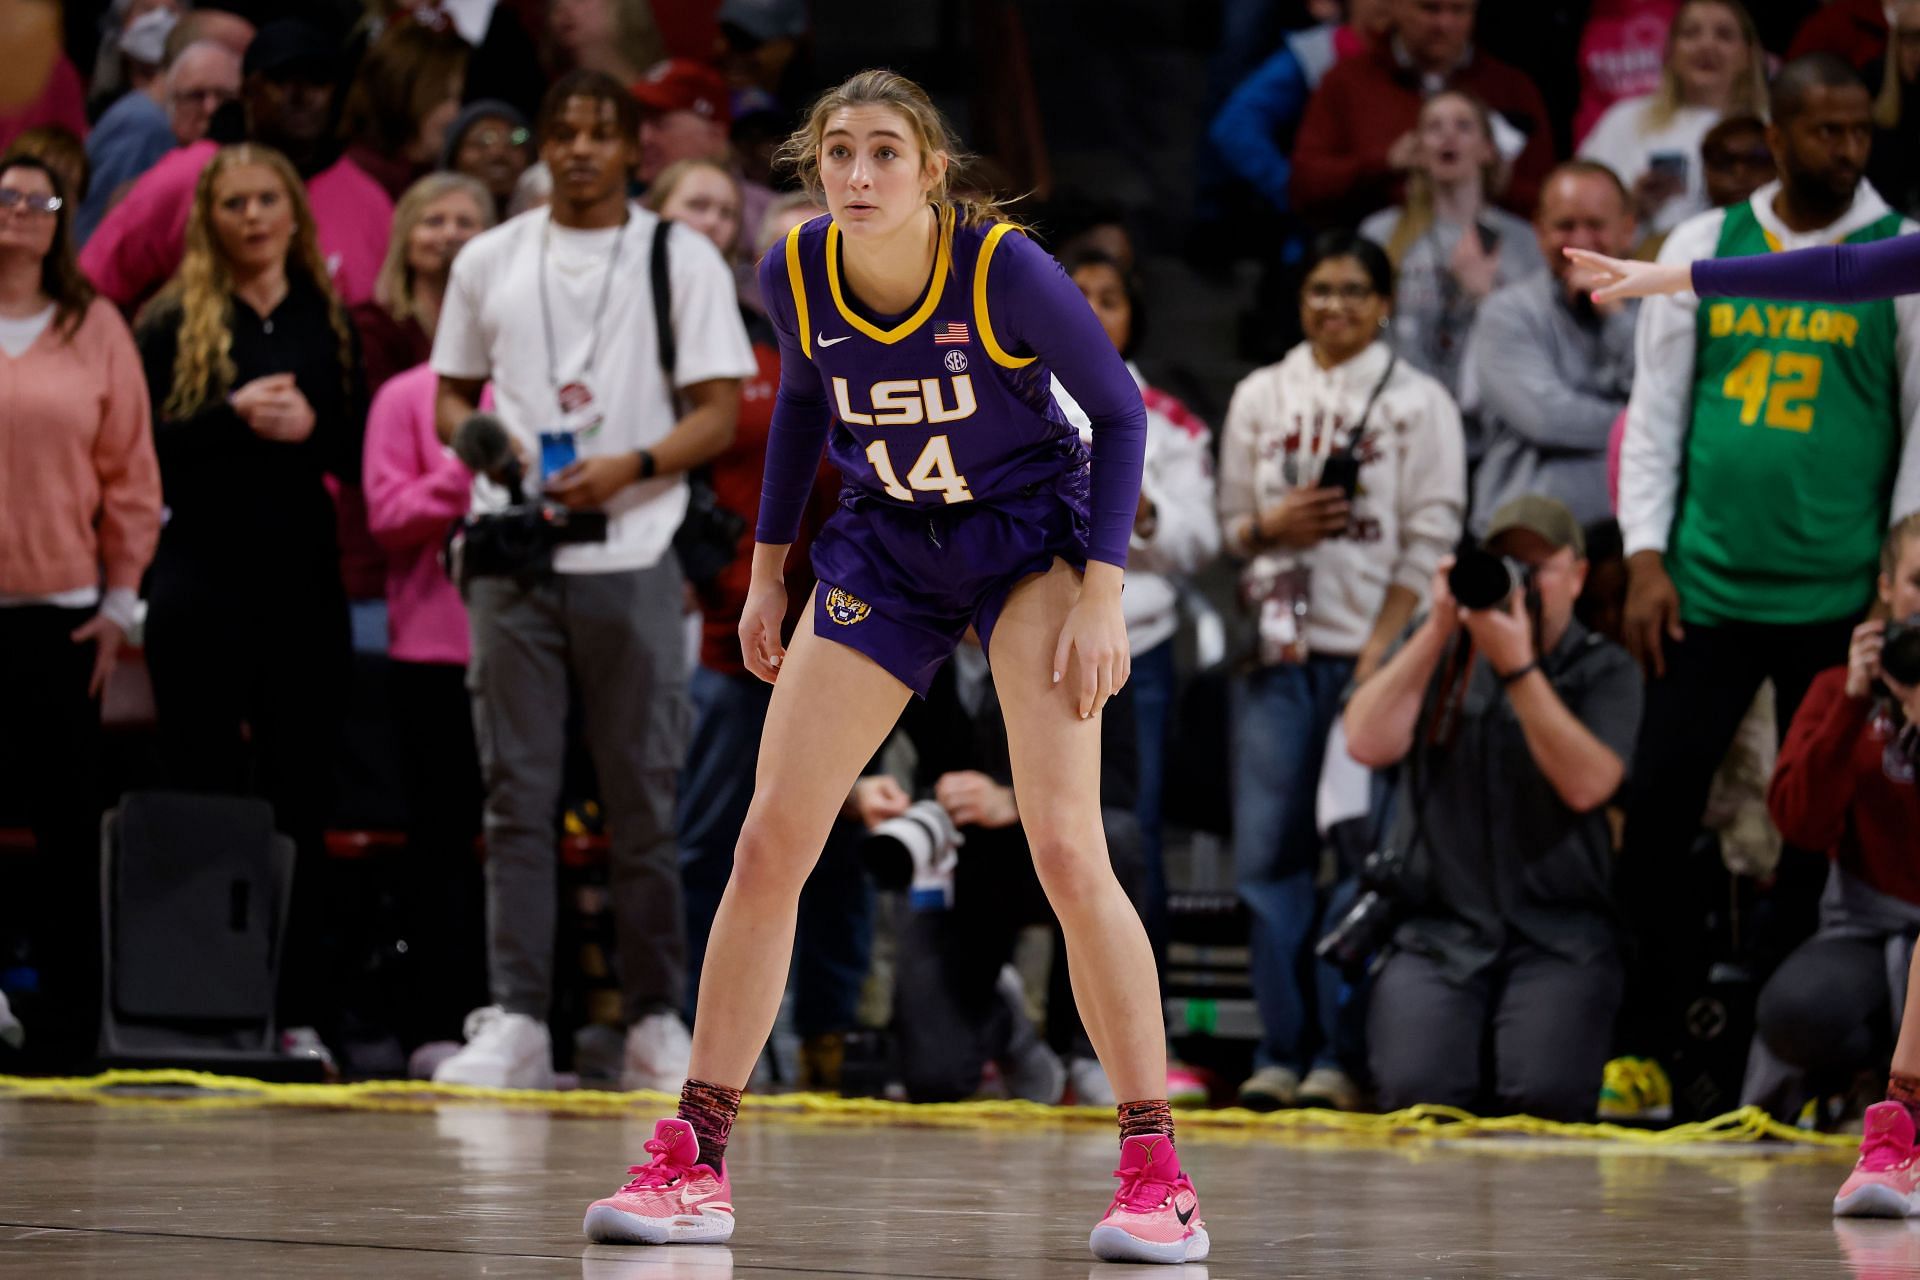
left=430, top=69, right=755, bottom=1093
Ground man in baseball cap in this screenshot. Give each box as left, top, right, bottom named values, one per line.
left=1343, top=489, right=1641, bottom=1123
left=631, top=58, right=731, bottom=185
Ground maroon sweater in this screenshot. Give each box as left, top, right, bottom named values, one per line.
left=1769, top=667, right=1920, bottom=908
left=1289, top=44, right=1557, bottom=227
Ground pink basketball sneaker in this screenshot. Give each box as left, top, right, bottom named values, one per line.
left=1835, top=1103, right=1920, bottom=1218
left=1088, top=1134, right=1209, bottom=1264
left=583, top=1118, right=735, bottom=1244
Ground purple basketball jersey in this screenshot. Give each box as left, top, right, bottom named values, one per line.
left=774, top=206, right=1091, bottom=512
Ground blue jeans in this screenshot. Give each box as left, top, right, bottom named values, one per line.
left=678, top=665, right=873, bottom=1038
left=1231, top=656, right=1354, bottom=1072
left=1130, top=638, right=1177, bottom=961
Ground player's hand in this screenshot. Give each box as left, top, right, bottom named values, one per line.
left=1564, top=249, right=1692, bottom=304
left=739, top=574, right=789, bottom=684
left=848, top=775, right=911, bottom=827
left=1256, top=486, right=1349, bottom=550
left=1052, top=562, right=1130, bottom=720
left=1846, top=619, right=1886, bottom=700
left=545, top=454, right=637, bottom=510
left=1625, top=549, right=1685, bottom=678
left=935, top=770, right=1019, bottom=829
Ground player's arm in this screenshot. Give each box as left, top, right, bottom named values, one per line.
left=1572, top=232, right=1920, bottom=305
left=744, top=243, right=833, bottom=683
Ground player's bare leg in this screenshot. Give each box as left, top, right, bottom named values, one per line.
left=989, top=558, right=1207, bottom=1264
left=584, top=608, right=910, bottom=1245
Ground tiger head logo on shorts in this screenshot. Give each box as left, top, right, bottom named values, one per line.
left=824, top=587, right=871, bottom=626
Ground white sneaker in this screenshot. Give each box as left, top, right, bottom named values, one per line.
left=433, top=1006, right=555, bottom=1090
left=280, top=1025, right=338, bottom=1078
left=621, top=1009, right=693, bottom=1094
left=0, top=989, right=21, bottom=1050
left=1067, top=1055, right=1116, bottom=1107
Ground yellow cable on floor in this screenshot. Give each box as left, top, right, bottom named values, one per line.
left=0, top=1069, right=1855, bottom=1151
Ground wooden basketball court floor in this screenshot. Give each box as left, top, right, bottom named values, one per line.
left=0, top=1093, right=1907, bottom=1279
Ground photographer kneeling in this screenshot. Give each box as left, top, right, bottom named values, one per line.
left=1752, top=515, right=1920, bottom=1111
left=1343, top=497, right=1643, bottom=1120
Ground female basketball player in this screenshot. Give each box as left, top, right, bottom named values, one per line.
left=580, top=69, right=1208, bottom=1265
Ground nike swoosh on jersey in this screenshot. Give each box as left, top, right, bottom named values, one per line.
left=817, top=333, right=852, bottom=347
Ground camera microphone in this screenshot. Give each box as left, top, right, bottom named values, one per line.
left=453, top=413, right=525, bottom=504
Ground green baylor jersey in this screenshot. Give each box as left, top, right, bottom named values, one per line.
left=1673, top=201, right=1905, bottom=625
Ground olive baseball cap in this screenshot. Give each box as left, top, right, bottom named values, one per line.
left=1484, top=495, right=1586, bottom=557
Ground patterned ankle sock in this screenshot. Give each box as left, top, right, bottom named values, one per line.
left=1888, top=1073, right=1920, bottom=1127
left=677, top=1078, right=742, bottom=1169
left=1117, top=1098, right=1175, bottom=1147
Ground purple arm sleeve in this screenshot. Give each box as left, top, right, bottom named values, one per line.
left=989, top=230, right=1146, bottom=568
left=753, top=248, right=833, bottom=546
left=1691, top=232, right=1920, bottom=303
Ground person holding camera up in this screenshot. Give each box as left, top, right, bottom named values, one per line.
left=1754, top=516, right=1920, bottom=1215
left=1217, top=231, right=1465, bottom=1112
left=1343, top=496, right=1644, bottom=1120
left=429, top=70, right=754, bottom=1092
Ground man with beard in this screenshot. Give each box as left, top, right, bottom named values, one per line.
left=81, top=20, right=393, bottom=309
left=1610, top=53, right=1920, bottom=1114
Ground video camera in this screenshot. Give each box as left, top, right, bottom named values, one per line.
left=449, top=413, right=607, bottom=584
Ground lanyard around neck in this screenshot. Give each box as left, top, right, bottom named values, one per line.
left=538, top=213, right=629, bottom=390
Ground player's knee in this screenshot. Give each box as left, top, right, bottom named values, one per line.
left=1027, top=828, right=1114, bottom=909
left=730, top=814, right=818, bottom=900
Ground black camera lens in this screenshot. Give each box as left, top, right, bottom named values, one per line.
left=1884, top=618, right=1920, bottom=685
left=1448, top=547, right=1518, bottom=611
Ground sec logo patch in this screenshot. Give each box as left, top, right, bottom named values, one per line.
left=824, top=587, right=871, bottom=626
left=943, top=348, right=968, bottom=373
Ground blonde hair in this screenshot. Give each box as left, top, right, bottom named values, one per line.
left=374, top=171, right=495, bottom=325
left=147, top=145, right=353, bottom=420
left=1885, top=512, right=1920, bottom=577
left=643, top=156, right=743, bottom=256
left=774, top=68, right=1011, bottom=231
left=1384, top=90, right=1499, bottom=268
left=1876, top=0, right=1920, bottom=128
left=1647, top=0, right=1769, bottom=130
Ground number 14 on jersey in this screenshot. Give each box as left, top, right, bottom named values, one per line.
left=865, top=436, right=974, bottom=504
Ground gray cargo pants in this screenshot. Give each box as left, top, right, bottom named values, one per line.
left=467, top=561, right=690, bottom=1025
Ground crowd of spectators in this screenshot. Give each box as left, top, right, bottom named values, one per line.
left=1, top=0, right=1918, bottom=1129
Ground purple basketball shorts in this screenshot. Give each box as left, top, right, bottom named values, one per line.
left=807, top=474, right=1091, bottom=697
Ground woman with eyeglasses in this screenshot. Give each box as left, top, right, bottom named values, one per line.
left=0, top=155, right=161, bottom=1068
left=1216, top=231, right=1465, bottom=1114
left=442, top=100, right=534, bottom=223
left=134, top=143, right=367, bottom=1065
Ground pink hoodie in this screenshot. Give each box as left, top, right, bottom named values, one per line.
left=361, top=363, right=476, bottom=665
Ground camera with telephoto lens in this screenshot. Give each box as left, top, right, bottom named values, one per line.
left=1315, top=844, right=1417, bottom=973
left=1447, top=544, right=1535, bottom=610
left=858, top=799, right=965, bottom=912
left=450, top=413, right=607, bottom=583
left=1885, top=616, right=1920, bottom=686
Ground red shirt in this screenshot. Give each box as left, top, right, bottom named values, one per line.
left=697, top=332, right=839, bottom=675
left=1290, top=43, right=1558, bottom=227
left=1769, top=667, right=1920, bottom=908
left=1789, top=0, right=1890, bottom=74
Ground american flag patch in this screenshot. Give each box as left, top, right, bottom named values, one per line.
left=933, top=322, right=970, bottom=345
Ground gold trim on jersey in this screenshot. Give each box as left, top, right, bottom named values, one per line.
left=823, top=205, right=955, bottom=344
left=974, top=222, right=1035, bottom=369
left=785, top=219, right=814, bottom=359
